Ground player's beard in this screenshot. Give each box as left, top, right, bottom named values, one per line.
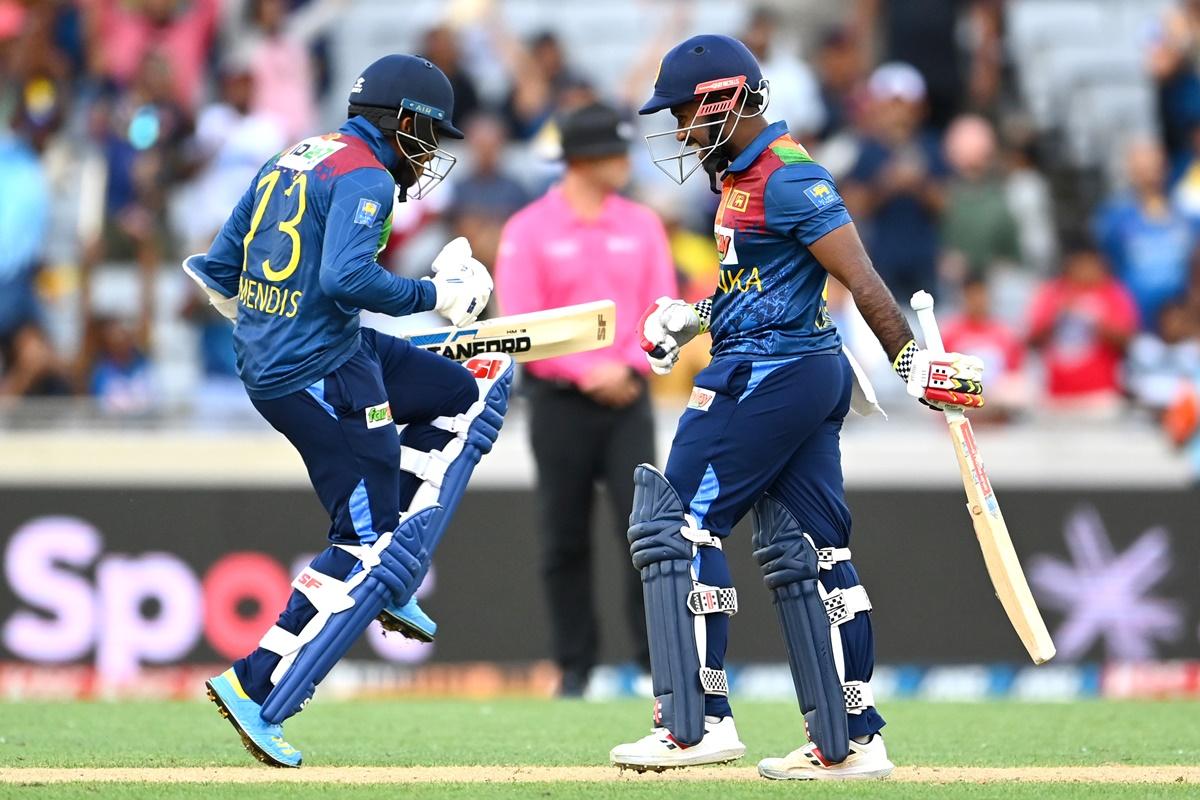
left=693, top=112, right=735, bottom=194
left=390, top=166, right=415, bottom=200
left=389, top=149, right=420, bottom=201
left=701, top=142, right=731, bottom=194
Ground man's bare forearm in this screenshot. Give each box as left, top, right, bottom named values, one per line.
left=809, top=223, right=914, bottom=363
left=846, top=268, right=914, bottom=362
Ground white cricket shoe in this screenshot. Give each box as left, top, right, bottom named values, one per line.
left=758, top=733, right=894, bottom=780
left=610, top=715, right=746, bottom=772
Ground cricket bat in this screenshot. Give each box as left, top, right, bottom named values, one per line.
left=400, top=300, right=615, bottom=362
left=910, top=290, right=1056, bottom=665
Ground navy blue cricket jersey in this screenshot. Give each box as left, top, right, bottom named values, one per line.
left=200, top=116, right=436, bottom=400
left=709, top=120, right=851, bottom=359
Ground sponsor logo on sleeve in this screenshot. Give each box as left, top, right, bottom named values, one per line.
left=354, top=198, right=381, bottom=226
left=687, top=387, right=716, bottom=412
left=803, top=180, right=840, bottom=209
left=365, top=402, right=393, bottom=429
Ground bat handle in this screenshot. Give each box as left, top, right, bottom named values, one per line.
left=910, top=290, right=965, bottom=421
left=909, top=290, right=945, bottom=352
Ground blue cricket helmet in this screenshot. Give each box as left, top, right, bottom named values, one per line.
left=639, top=34, right=764, bottom=115
left=349, top=54, right=464, bottom=139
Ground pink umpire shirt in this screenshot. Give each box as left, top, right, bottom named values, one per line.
left=495, top=186, right=679, bottom=387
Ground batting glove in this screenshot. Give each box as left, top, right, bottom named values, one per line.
left=893, top=340, right=986, bottom=410
left=431, top=236, right=473, bottom=273
left=182, top=253, right=238, bottom=322
left=424, top=238, right=492, bottom=327
left=638, top=297, right=703, bottom=375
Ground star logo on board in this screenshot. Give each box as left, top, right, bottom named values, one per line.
left=1028, top=506, right=1183, bottom=660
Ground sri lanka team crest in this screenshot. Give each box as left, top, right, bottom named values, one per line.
left=804, top=180, right=840, bottom=209
left=714, top=224, right=738, bottom=265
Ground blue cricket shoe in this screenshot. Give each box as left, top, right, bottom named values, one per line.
left=205, top=668, right=302, bottom=768
left=377, top=596, right=437, bottom=642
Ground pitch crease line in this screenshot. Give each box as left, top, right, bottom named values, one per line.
left=1, top=766, right=1199, bottom=784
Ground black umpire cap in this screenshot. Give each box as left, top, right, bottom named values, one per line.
left=559, top=102, right=635, bottom=160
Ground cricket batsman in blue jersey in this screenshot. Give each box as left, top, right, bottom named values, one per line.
left=184, top=54, right=509, bottom=767
left=609, top=36, right=987, bottom=780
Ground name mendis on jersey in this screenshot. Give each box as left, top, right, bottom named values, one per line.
left=240, top=274, right=302, bottom=318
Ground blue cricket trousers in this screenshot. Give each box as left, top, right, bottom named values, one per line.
left=233, top=328, right=477, bottom=703
left=664, top=349, right=884, bottom=738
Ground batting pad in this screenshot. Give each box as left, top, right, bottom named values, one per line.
left=752, top=494, right=850, bottom=764
left=628, top=465, right=708, bottom=747
left=399, top=353, right=513, bottom=554
left=259, top=505, right=440, bottom=724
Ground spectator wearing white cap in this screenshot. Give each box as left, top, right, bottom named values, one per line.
left=857, top=0, right=1001, bottom=130
left=840, top=62, right=949, bottom=303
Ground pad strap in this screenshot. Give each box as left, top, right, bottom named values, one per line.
left=399, top=445, right=458, bottom=489
left=680, top=516, right=722, bottom=549
left=430, top=406, right=477, bottom=435
left=290, top=567, right=355, bottom=613
left=816, top=546, right=851, bottom=569
left=824, top=585, right=871, bottom=627
left=687, top=584, right=738, bottom=616
left=699, top=667, right=729, bottom=696
left=844, top=680, right=874, bottom=714
left=259, top=624, right=301, bottom=656
left=257, top=532, right=398, bottom=668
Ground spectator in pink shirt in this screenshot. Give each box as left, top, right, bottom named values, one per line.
left=84, top=0, right=219, bottom=111
left=237, top=0, right=348, bottom=142
left=495, top=102, right=677, bottom=696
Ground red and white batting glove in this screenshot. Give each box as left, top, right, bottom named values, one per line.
left=893, top=340, right=985, bottom=410
left=638, top=296, right=704, bottom=375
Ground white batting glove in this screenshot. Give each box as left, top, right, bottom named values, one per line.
left=638, top=297, right=702, bottom=375
left=894, top=341, right=986, bottom=410
left=431, top=236, right=473, bottom=273
left=423, top=238, right=493, bottom=327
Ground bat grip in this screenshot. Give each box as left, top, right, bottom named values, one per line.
left=637, top=303, right=671, bottom=360
left=910, top=290, right=963, bottom=421
left=638, top=329, right=668, bottom=360
left=909, top=290, right=945, bottom=352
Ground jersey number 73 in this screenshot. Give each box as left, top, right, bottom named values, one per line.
left=242, top=169, right=309, bottom=282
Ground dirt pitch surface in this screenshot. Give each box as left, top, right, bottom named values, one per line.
left=2, top=766, right=1198, bottom=785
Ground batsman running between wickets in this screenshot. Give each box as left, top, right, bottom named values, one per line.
left=179, top=33, right=1033, bottom=782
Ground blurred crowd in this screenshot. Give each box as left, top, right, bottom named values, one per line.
left=4, top=0, right=1200, bottom=449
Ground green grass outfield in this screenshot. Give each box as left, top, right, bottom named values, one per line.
left=1, top=698, right=1197, bottom=798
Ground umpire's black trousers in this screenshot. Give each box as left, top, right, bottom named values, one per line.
left=526, top=374, right=654, bottom=680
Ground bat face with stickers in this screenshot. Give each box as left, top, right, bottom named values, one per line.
left=400, top=299, right=616, bottom=363
left=910, top=290, right=1056, bottom=665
